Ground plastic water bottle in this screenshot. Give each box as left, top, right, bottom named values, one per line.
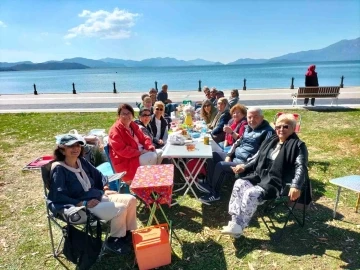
left=201, top=121, right=207, bottom=137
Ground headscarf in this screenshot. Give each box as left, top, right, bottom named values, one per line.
left=306, top=65, right=317, bottom=76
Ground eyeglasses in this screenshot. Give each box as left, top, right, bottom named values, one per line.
left=141, top=114, right=152, bottom=117
left=120, top=112, right=132, bottom=116
left=66, top=143, right=82, bottom=148
left=155, top=108, right=163, bottom=111
left=275, top=125, right=289, bottom=130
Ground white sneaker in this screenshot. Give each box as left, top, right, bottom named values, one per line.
left=220, top=221, right=243, bottom=238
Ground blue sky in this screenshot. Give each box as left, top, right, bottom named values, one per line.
left=0, top=0, right=359, bottom=63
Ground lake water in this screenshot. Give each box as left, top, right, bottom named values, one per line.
left=0, top=61, right=359, bottom=94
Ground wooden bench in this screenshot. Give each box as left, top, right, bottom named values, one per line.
left=292, top=86, right=340, bottom=106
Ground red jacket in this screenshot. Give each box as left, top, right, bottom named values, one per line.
left=108, top=120, right=155, bottom=182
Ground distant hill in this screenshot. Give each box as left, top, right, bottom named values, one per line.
left=1, top=37, right=359, bottom=70
left=0, top=61, right=33, bottom=68
left=61, top=57, right=124, bottom=68
left=227, top=58, right=267, bottom=65
left=99, top=58, right=139, bottom=67
left=8, top=62, right=89, bottom=71
left=187, top=58, right=223, bottom=66
left=269, top=37, right=360, bottom=62
left=100, top=57, right=223, bottom=67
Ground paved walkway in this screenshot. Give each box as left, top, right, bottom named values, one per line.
left=0, top=87, right=359, bottom=113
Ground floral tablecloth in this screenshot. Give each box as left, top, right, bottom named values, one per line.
left=130, top=164, right=174, bottom=206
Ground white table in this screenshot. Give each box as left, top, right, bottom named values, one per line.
left=162, top=139, right=212, bottom=205
left=329, top=175, right=360, bottom=218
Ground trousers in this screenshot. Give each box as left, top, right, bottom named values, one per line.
left=89, top=194, right=137, bottom=237
left=206, top=151, right=239, bottom=196
left=229, top=179, right=265, bottom=229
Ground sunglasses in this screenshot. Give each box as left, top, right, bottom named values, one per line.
left=66, top=143, right=82, bottom=148
left=275, top=125, right=289, bottom=130
left=141, top=114, right=152, bottom=117
left=155, top=108, right=163, bottom=111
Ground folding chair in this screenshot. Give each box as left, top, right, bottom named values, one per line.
left=274, top=112, right=302, bottom=133
left=22, top=155, right=54, bottom=171
left=40, top=161, right=111, bottom=268
left=259, top=176, right=312, bottom=241
left=102, top=144, right=130, bottom=194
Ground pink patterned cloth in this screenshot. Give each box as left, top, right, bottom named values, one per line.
left=130, top=165, right=174, bottom=206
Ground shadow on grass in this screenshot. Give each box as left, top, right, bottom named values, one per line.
left=303, top=107, right=359, bottom=112
left=170, top=239, right=227, bottom=270
left=233, top=203, right=360, bottom=270
left=308, top=160, right=330, bottom=173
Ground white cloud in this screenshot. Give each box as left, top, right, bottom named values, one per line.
left=65, top=41, right=71, bottom=46
left=64, top=8, right=140, bottom=39
left=0, top=21, right=7, bottom=28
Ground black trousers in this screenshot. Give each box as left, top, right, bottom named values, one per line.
left=304, top=98, right=315, bottom=105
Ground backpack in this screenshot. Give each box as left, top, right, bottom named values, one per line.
left=63, top=212, right=102, bottom=270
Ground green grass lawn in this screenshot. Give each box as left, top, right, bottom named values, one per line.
left=0, top=109, right=359, bottom=270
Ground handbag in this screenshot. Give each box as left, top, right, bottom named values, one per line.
left=168, top=133, right=186, bottom=145
left=63, top=212, right=102, bottom=270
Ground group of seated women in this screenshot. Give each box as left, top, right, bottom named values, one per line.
left=48, top=94, right=308, bottom=258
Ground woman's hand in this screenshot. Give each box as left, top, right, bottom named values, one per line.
left=223, top=126, right=233, bottom=134
left=105, top=190, right=118, bottom=196
left=86, top=199, right=100, bottom=208
left=288, top=188, right=301, bottom=201
left=225, top=156, right=232, bottom=162
left=158, top=139, right=164, bottom=145
left=231, top=164, right=245, bottom=174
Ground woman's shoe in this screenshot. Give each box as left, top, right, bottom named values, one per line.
left=106, top=237, right=131, bottom=255
left=220, top=221, right=243, bottom=238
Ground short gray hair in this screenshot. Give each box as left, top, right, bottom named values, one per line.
left=247, top=107, right=263, bottom=116
left=276, top=114, right=297, bottom=129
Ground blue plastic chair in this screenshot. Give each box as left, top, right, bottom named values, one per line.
left=97, top=144, right=130, bottom=194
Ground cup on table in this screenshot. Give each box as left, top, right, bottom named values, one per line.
left=204, top=135, right=210, bottom=145
left=186, top=143, right=196, bottom=151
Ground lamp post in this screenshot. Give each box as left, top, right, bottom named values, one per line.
left=113, top=82, right=117, bottom=93
left=340, top=76, right=344, bottom=88
left=72, top=83, right=76, bottom=94
left=33, top=84, right=38, bottom=95
left=198, top=80, right=202, bottom=92
left=243, top=79, right=247, bottom=91
left=290, top=77, right=295, bottom=89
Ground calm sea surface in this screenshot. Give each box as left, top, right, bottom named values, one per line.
left=0, top=61, right=359, bottom=94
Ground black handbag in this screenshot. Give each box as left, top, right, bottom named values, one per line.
left=63, top=212, right=102, bottom=270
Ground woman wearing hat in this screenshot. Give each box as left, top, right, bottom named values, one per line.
left=48, top=134, right=137, bottom=254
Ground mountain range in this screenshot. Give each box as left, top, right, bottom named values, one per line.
left=1, top=37, right=359, bottom=71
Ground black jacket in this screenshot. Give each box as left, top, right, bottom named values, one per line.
left=149, top=115, right=168, bottom=148
left=305, top=74, right=319, bottom=87
left=243, top=133, right=308, bottom=200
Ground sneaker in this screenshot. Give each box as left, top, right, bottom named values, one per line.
left=197, top=182, right=212, bottom=193
left=199, top=193, right=220, bottom=203
left=106, top=237, right=131, bottom=255
left=220, top=221, right=243, bottom=238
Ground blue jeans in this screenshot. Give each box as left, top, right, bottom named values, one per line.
left=218, top=141, right=232, bottom=153
left=206, top=151, right=241, bottom=197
